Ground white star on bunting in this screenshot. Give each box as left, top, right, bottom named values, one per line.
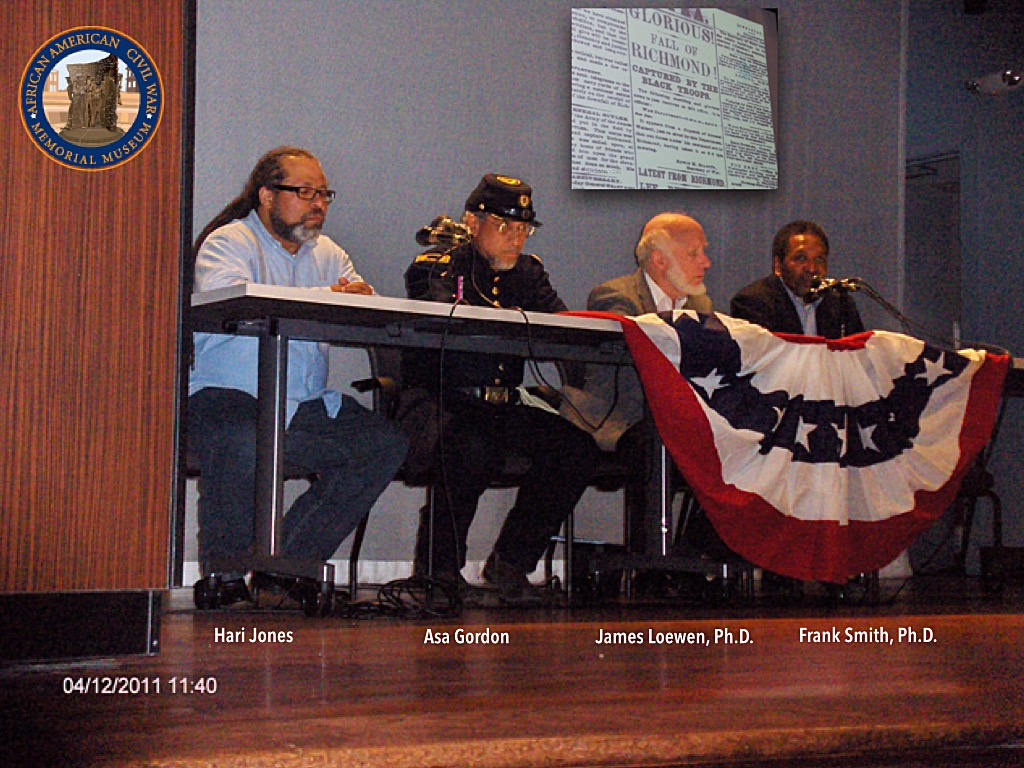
left=690, top=368, right=727, bottom=398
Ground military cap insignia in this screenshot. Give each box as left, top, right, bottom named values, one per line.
left=496, top=175, right=522, bottom=186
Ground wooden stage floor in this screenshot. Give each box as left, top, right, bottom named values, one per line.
left=3, top=574, right=1024, bottom=768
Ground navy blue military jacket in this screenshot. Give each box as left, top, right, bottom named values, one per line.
left=402, top=242, right=567, bottom=390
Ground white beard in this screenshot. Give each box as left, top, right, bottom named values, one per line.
left=665, top=261, right=706, bottom=297
left=288, top=223, right=322, bottom=245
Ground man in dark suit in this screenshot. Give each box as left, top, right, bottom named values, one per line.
left=730, top=220, right=866, bottom=600
left=730, top=220, right=864, bottom=339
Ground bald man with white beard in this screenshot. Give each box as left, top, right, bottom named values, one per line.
left=561, top=212, right=713, bottom=451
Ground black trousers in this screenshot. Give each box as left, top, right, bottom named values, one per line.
left=415, top=396, right=601, bottom=579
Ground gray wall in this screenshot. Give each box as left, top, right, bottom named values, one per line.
left=194, top=0, right=904, bottom=313
left=907, top=0, right=1024, bottom=558
left=196, top=0, right=1024, bottom=571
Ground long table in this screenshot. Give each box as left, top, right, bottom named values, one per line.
left=189, top=284, right=1024, bottom=595
left=188, top=284, right=634, bottom=594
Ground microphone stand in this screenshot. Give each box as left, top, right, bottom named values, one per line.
left=845, top=277, right=1010, bottom=478
left=840, top=278, right=912, bottom=336
left=842, top=277, right=1009, bottom=356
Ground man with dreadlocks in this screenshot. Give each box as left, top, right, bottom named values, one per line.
left=188, top=146, right=407, bottom=603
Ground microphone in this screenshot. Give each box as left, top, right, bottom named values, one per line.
left=805, top=277, right=836, bottom=302
left=415, top=215, right=472, bottom=248
left=805, top=276, right=861, bottom=302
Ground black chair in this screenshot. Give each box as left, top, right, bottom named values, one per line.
left=582, top=428, right=754, bottom=603
left=956, top=456, right=1004, bottom=590
left=347, top=347, right=589, bottom=596
left=347, top=347, right=748, bottom=604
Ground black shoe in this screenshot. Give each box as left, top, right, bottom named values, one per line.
left=482, top=554, right=542, bottom=605
left=221, top=577, right=253, bottom=605
left=194, top=575, right=252, bottom=609
left=449, top=574, right=491, bottom=608
left=250, top=572, right=306, bottom=608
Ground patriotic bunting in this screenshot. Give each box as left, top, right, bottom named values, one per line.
left=577, top=310, right=1009, bottom=582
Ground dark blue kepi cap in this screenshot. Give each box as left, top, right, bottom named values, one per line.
left=464, top=174, right=542, bottom=226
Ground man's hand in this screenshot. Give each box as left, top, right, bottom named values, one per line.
left=330, top=277, right=373, bottom=295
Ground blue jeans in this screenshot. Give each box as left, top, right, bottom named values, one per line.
left=188, top=387, right=407, bottom=570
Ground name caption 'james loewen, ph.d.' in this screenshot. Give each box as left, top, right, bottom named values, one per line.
left=595, top=627, right=751, bottom=646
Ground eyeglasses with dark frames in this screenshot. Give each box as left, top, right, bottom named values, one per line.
left=272, top=184, right=337, bottom=204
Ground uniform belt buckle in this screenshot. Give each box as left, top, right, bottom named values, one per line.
left=484, top=386, right=510, bottom=405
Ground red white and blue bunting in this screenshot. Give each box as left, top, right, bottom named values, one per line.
left=580, top=310, right=1009, bottom=582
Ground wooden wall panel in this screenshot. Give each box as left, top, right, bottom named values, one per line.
left=0, top=1, right=186, bottom=591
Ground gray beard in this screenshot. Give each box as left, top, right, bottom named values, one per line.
left=665, top=261, right=706, bottom=297
left=485, top=254, right=518, bottom=272
left=270, top=209, right=321, bottom=246
left=287, top=223, right=321, bottom=245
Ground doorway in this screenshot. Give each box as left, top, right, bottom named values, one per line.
left=904, top=153, right=962, bottom=347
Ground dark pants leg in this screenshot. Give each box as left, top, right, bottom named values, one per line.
left=188, top=388, right=259, bottom=570
left=414, top=402, right=504, bottom=579
left=415, top=399, right=599, bottom=578
left=188, top=388, right=407, bottom=570
left=282, top=396, right=408, bottom=561
left=490, top=406, right=601, bottom=573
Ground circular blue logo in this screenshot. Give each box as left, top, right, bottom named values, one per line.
left=19, top=27, right=163, bottom=171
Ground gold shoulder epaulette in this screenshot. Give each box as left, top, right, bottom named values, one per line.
left=414, top=252, right=451, bottom=264
left=526, top=252, right=543, bottom=266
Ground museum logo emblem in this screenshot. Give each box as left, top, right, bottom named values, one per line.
left=20, top=26, right=163, bottom=171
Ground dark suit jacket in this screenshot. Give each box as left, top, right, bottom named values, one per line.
left=729, top=274, right=864, bottom=339
left=561, top=269, right=713, bottom=450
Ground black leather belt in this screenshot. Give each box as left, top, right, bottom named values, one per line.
left=454, top=386, right=517, bottom=405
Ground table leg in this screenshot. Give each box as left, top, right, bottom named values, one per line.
left=256, top=327, right=288, bottom=556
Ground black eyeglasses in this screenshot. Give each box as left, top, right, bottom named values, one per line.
left=272, top=184, right=337, bottom=204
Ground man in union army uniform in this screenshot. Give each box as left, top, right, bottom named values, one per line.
left=402, top=174, right=599, bottom=603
